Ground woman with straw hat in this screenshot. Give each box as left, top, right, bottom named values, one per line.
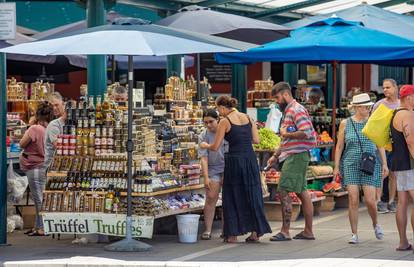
left=333, top=93, right=389, bottom=244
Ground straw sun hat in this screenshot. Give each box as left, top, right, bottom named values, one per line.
left=349, top=93, right=374, bottom=107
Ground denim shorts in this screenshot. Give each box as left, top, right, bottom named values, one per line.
left=210, top=173, right=223, bottom=183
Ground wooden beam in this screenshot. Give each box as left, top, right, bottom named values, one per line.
left=251, top=0, right=333, bottom=19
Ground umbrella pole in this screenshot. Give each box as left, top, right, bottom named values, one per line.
left=197, top=53, right=201, bottom=101
left=105, top=55, right=152, bottom=252
left=332, top=61, right=338, bottom=143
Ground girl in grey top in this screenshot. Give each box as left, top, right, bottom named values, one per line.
left=198, top=109, right=227, bottom=240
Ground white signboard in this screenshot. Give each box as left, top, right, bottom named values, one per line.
left=43, top=213, right=154, bottom=239
left=0, top=3, right=16, bottom=40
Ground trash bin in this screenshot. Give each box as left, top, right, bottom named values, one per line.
left=176, top=214, right=200, bottom=243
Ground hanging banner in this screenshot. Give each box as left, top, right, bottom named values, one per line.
left=42, top=213, right=154, bottom=239
left=0, top=3, right=16, bottom=40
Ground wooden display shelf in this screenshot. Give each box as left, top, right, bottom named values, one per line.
left=267, top=175, right=333, bottom=185
left=264, top=196, right=325, bottom=221
left=154, top=201, right=221, bottom=219
left=120, top=184, right=204, bottom=197
left=43, top=190, right=106, bottom=195
left=47, top=171, right=68, bottom=177
left=321, top=191, right=349, bottom=211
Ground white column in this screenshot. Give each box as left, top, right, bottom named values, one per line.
left=371, top=64, right=380, bottom=93
left=262, top=62, right=271, bottom=80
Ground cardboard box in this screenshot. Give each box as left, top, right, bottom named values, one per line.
left=21, top=205, right=36, bottom=229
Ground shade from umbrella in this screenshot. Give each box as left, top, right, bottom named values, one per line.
left=157, top=5, right=290, bottom=44
left=216, top=17, right=414, bottom=65
left=0, top=24, right=256, bottom=56
left=285, top=3, right=414, bottom=40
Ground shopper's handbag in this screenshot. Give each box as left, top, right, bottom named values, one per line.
left=362, top=103, right=393, bottom=151
left=350, top=119, right=376, bottom=175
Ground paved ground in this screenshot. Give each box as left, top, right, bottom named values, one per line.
left=1, top=206, right=414, bottom=266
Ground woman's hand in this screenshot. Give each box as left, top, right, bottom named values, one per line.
left=333, top=166, right=340, bottom=182
left=199, top=142, right=210, bottom=149
left=382, top=164, right=389, bottom=179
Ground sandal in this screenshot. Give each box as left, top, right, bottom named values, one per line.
left=24, top=229, right=34, bottom=235
left=201, top=232, right=212, bottom=240
left=396, top=244, right=412, bottom=251
left=28, top=230, right=47, bottom=237
left=270, top=232, right=291, bottom=242
left=293, top=231, right=315, bottom=240
left=245, top=236, right=260, bottom=243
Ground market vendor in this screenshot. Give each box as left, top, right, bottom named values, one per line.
left=198, top=109, right=227, bottom=240
left=306, top=87, right=325, bottom=113
left=111, top=85, right=128, bottom=104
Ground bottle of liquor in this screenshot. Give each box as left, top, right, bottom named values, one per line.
left=104, top=184, right=115, bottom=213
left=88, top=96, right=96, bottom=134
left=112, top=191, right=120, bottom=214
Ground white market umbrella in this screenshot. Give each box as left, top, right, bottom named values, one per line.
left=0, top=23, right=255, bottom=252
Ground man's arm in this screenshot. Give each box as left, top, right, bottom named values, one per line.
left=46, top=122, right=61, bottom=148
left=402, top=112, right=414, bottom=159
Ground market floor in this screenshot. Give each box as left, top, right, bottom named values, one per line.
left=1, top=206, right=414, bottom=267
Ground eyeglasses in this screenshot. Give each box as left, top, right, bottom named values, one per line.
left=204, top=120, right=216, bottom=125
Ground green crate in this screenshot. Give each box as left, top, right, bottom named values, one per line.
left=257, top=108, right=270, bottom=123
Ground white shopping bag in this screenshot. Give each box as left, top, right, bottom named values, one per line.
left=265, top=104, right=282, bottom=133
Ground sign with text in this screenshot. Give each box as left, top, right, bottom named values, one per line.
left=43, top=213, right=154, bottom=239
left=200, top=53, right=232, bottom=83
left=0, top=3, right=16, bottom=40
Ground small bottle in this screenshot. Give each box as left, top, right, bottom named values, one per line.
left=104, top=184, right=115, bottom=213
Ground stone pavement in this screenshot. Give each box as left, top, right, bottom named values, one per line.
left=1, top=206, right=414, bottom=267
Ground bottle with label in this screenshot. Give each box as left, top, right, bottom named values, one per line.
left=112, top=191, right=120, bottom=214
left=104, top=184, right=115, bottom=213
left=96, top=95, right=103, bottom=126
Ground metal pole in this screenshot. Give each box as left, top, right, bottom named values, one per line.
left=196, top=54, right=201, bottom=100
left=0, top=45, right=7, bottom=246
left=87, top=0, right=107, bottom=98
left=332, top=61, right=338, bottom=143
left=105, top=56, right=151, bottom=252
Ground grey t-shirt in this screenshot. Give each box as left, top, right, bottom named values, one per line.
left=198, top=130, right=228, bottom=176
left=44, top=118, right=64, bottom=169
left=373, top=98, right=400, bottom=112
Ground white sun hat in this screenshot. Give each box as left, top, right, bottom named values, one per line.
left=350, top=93, right=374, bottom=106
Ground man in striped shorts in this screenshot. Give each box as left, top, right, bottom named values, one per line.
left=268, top=82, right=317, bottom=242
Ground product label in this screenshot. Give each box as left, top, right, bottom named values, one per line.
left=43, top=213, right=154, bottom=238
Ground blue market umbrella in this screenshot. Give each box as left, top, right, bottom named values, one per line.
left=216, top=17, right=414, bottom=139
left=216, top=17, right=414, bottom=65
left=285, top=3, right=414, bottom=40
left=0, top=23, right=254, bottom=252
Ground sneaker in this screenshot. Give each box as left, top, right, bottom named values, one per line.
left=388, top=201, right=397, bottom=213
left=377, top=201, right=389, bottom=214
left=349, top=234, right=359, bottom=244
left=374, top=224, right=384, bottom=240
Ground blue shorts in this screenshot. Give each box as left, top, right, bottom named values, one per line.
left=210, top=173, right=223, bottom=183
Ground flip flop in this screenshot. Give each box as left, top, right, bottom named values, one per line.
left=24, top=229, right=34, bottom=235
left=293, top=231, right=316, bottom=240
left=270, top=232, right=291, bottom=242
left=201, top=232, right=211, bottom=240
left=245, top=236, right=260, bottom=243
left=28, top=230, right=48, bottom=237
left=396, top=244, right=412, bottom=251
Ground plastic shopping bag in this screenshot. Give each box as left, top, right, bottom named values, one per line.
left=7, top=161, right=28, bottom=204
left=362, top=103, right=393, bottom=151
left=265, top=104, right=282, bottom=133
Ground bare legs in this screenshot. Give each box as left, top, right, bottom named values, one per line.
left=203, top=181, right=221, bottom=235
left=279, top=189, right=314, bottom=238
left=348, top=185, right=379, bottom=235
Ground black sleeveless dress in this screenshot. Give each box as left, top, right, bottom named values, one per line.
left=222, top=117, right=272, bottom=238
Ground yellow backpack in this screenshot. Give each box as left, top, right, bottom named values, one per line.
left=362, top=103, right=393, bottom=151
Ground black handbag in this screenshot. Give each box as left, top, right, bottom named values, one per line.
left=350, top=118, right=376, bottom=175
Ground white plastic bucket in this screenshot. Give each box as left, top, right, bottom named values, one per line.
left=176, top=214, right=200, bottom=243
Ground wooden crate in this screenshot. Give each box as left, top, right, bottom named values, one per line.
left=264, top=201, right=301, bottom=221
left=321, top=195, right=336, bottom=212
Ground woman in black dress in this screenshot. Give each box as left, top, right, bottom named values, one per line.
left=200, top=95, right=271, bottom=243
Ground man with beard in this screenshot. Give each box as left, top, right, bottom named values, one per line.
left=267, top=82, right=317, bottom=241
